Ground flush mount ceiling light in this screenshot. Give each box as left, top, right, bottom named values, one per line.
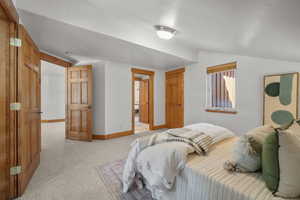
left=154, top=25, right=177, bottom=40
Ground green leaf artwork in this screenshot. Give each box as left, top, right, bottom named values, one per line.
left=265, top=82, right=280, bottom=97
left=263, top=73, right=298, bottom=126
left=271, top=110, right=294, bottom=125
left=279, top=74, right=294, bottom=105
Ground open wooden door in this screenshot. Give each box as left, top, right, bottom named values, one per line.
left=166, top=68, right=185, bottom=128
left=0, top=7, right=14, bottom=199
left=139, top=79, right=149, bottom=123
left=66, top=65, right=93, bottom=141
left=17, top=25, right=42, bottom=195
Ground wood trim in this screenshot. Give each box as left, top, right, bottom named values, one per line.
left=0, top=0, right=19, bottom=23
left=41, top=119, right=65, bottom=123
left=40, top=52, right=72, bottom=68
left=9, top=21, right=18, bottom=199
left=92, top=135, right=106, bottom=140
left=134, top=77, right=142, bottom=81
left=149, top=76, right=154, bottom=130
left=205, top=109, right=237, bottom=114
left=165, top=67, right=185, bottom=75
left=132, top=73, right=135, bottom=133
left=207, top=62, right=237, bottom=74
left=152, top=124, right=167, bottom=130
left=92, top=130, right=133, bottom=140
left=131, top=68, right=155, bottom=75
left=65, top=68, right=68, bottom=139
left=131, top=68, right=155, bottom=133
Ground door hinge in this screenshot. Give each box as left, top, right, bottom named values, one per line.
left=10, top=166, right=21, bottom=175
left=10, top=38, right=22, bottom=47
left=10, top=102, right=21, bottom=111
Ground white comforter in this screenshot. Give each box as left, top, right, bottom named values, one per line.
left=122, top=131, right=194, bottom=193
left=122, top=123, right=235, bottom=198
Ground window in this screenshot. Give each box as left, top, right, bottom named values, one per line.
left=206, top=62, right=237, bottom=114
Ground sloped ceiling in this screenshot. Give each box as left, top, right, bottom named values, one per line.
left=19, top=10, right=193, bottom=69
left=17, top=0, right=300, bottom=68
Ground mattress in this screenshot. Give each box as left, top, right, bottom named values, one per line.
left=155, top=137, right=293, bottom=200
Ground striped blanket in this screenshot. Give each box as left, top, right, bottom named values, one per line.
left=166, top=128, right=212, bottom=153
left=122, top=128, right=213, bottom=193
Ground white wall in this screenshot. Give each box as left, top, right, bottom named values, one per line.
left=105, top=62, right=132, bottom=134
left=41, top=61, right=65, bottom=120
left=93, top=61, right=166, bottom=135
left=184, top=51, right=300, bottom=135
left=93, top=62, right=106, bottom=134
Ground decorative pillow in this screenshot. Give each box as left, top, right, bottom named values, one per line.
left=233, top=135, right=261, bottom=172
left=276, top=129, right=300, bottom=198
left=246, top=125, right=275, bottom=154
left=285, top=119, right=300, bottom=137
left=262, top=128, right=300, bottom=198
left=224, top=135, right=261, bottom=173
left=262, top=132, right=279, bottom=192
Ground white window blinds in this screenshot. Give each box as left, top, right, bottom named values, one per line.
left=206, top=62, right=236, bottom=111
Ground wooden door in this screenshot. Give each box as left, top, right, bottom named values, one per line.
left=139, top=79, right=149, bottom=123
left=0, top=9, right=13, bottom=200
left=17, top=25, right=41, bottom=195
left=166, top=68, right=185, bottom=128
left=66, top=65, right=93, bottom=141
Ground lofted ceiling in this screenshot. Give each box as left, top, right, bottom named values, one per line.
left=16, top=0, right=300, bottom=69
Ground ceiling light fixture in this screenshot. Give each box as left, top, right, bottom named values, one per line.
left=154, top=25, right=177, bottom=40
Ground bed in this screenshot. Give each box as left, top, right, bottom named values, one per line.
left=123, top=123, right=290, bottom=200
left=148, top=137, right=285, bottom=200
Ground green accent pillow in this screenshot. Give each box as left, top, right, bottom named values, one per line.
left=262, top=132, right=280, bottom=192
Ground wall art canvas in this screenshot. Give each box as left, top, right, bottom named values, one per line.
left=263, top=72, right=298, bottom=127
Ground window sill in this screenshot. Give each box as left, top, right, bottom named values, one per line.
left=205, top=109, right=237, bottom=114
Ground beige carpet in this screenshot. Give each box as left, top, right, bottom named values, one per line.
left=19, top=122, right=163, bottom=200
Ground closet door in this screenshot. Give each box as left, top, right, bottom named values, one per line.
left=66, top=65, right=93, bottom=141
left=166, top=68, right=185, bottom=128
left=139, top=79, right=149, bottom=123
left=17, top=25, right=41, bottom=195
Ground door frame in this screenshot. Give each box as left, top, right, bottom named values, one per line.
left=40, top=52, right=72, bottom=139
left=131, top=68, right=155, bottom=133
left=165, top=68, right=185, bottom=128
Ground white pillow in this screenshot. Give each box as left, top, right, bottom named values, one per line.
left=276, top=130, right=300, bottom=198
left=232, top=135, right=261, bottom=172
left=185, top=123, right=235, bottom=144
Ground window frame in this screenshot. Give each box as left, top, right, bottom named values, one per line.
left=205, top=62, right=237, bottom=114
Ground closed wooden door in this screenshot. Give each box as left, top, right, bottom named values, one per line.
left=0, top=10, right=13, bottom=200
left=166, top=69, right=185, bottom=128
left=17, top=25, right=41, bottom=195
left=66, top=65, right=93, bottom=141
left=139, top=79, right=149, bottom=123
